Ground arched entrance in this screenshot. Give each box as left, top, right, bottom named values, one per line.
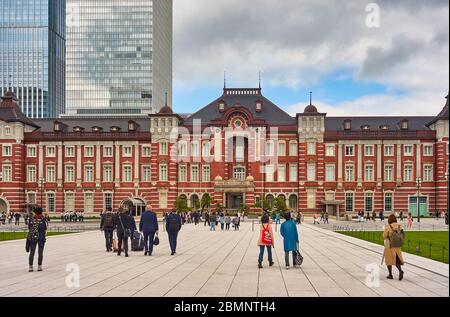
left=121, top=198, right=145, bottom=217
left=0, top=198, right=9, bottom=215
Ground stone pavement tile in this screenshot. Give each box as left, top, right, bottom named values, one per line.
left=287, top=290, right=319, bottom=297
left=315, top=288, right=349, bottom=297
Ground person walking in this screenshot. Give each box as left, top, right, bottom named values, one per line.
left=114, top=208, right=136, bottom=257
left=204, top=211, right=210, bottom=227
left=166, top=210, right=182, bottom=255
left=233, top=216, right=240, bottom=230
left=210, top=212, right=216, bottom=231
left=379, top=211, right=384, bottom=222
left=372, top=211, right=377, bottom=221
left=383, top=214, right=405, bottom=280
left=407, top=213, right=413, bottom=229
left=399, top=211, right=404, bottom=222
left=219, top=212, right=225, bottom=231
left=26, top=207, right=48, bottom=272
left=276, top=212, right=281, bottom=224
left=257, top=215, right=274, bottom=269
left=14, top=212, right=21, bottom=225
left=445, top=211, right=449, bottom=225
left=100, top=207, right=115, bottom=252
left=313, top=214, right=320, bottom=225
left=324, top=211, right=329, bottom=224
left=139, top=204, right=159, bottom=256
left=225, top=214, right=231, bottom=230
left=280, top=212, right=299, bottom=270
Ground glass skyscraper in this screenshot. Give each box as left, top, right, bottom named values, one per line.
left=0, top=0, right=66, bottom=118
left=65, top=0, right=172, bottom=116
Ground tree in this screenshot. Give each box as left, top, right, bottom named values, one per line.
left=254, top=198, right=271, bottom=211
left=175, top=196, right=189, bottom=213
left=274, top=197, right=288, bottom=214
left=200, top=193, right=212, bottom=213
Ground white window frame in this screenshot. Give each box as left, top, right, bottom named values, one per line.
left=289, top=164, right=298, bottom=182
left=2, top=165, right=12, bottom=182
left=160, top=142, right=168, bottom=156
left=277, top=141, right=286, bottom=156
left=46, top=146, right=56, bottom=158
left=202, top=165, right=211, bottom=182
left=142, top=146, right=152, bottom=157
left=122, top=146, right=132, bottom=157
left=103, top=146, right=113, bottom=157
left=159, top=163, right=168, bottom=181
left=27, top=165, right=36, bottom=183
left=122, top=165, right=133, bottom=182
left=289, top=142, right=297, bottom=156
left=142, top=165, right=152, bottom=182
left=84, top=165, right=94, bottom=182
left=345, top=164, right=354, bottom=181
left=364, top=145, right=374, bottom=156
left=27, top=146, right=37, bottom=157
left=325, top=164, right=335, bottom=182
left=404, top=145, right=413, bottom=156
left=307, top=142, right=316, bottom=155
left=46, top=192, right=56, bottom=213
left=84, top=192, right=94, bottom=213
left=325, top=144, right=335, bottom=157
left=84, top=146, right=94, bottom=158
left=65, top=146, right=75, bottom=157
left=423, top=164, right=433, bottom=182
left=364, top=192, right=374, bottom=213
left=384, top=192, right=394, bottom=212
left=103, top=165, right=113, bottom=182
left=384, top=145, right=394, bottom=156
left=307, top=163, right=316, bottom=181
left=384, top=164, right=394, bottom=182
left=46, top=165, right=56, bottom=183
left=278, top=165, right=286, bottom=182
left=65, top=165, right=75, bottom=183
left=404, top=164, right=413, bottom=181
left=191, top=165, right=199, bottom=182
left=345, top=192, right=354, bottom=212
left=345, top=145, right=354, bottom=156
left=179, top=165, right=187, bottom=182
left=365, top=164, right=374, bottom=181
left=423, top=144, right=433, bottom=156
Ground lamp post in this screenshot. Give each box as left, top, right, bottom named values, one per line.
left=416, top=177, right=422, bottom=223
left=39, top=177, right=45, bottom=208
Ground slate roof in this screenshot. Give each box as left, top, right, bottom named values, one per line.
left=33, top=117, right=151, bottom=132
left=0, top=91, right=40, bottom=129
left=182, top=88, right=297, bottom=126
left=325, top=116, right=434, bottom=131
left=427, top=95, right=449, bottom=126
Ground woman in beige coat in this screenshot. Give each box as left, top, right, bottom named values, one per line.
left=383, top=214, right=405, bottom=280
left=257, top=214, right=274, bottom=268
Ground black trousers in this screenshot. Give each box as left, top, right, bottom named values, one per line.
left=285, top=251, right=296, bottom=267
left=226, top=223, right=230, bottom=230
left=117, top=232, right=129, bottom=255
left=29, top=240, right=45, bottom=266
left=104, top=229, right=113, bottom=250
left=168, top=231, right=178, bottom=253
left=143, top=231, right=156, bottom=254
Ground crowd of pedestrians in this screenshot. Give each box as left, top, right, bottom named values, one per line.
left=60, top=211, right=84, bottom=222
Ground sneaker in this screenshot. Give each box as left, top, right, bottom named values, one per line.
left=29, top=266, right=33, bottom=272
left=38, top=266, right=43, bottom=272
left=258, top=263, right=263, bottom=269
left=171, top=252, right=175, bottom=256
left=144, top=251, right=148, bottom=256
left=387, top=275, right=394, bottom=280
left=286, top=266, right=290, bottom=270
left=269, top=262, right=274, bottom=267
left=125, top=254, right=129, bottom=258
left=399, top=271, right=404, bottom=281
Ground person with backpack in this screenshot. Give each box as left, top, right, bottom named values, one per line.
left=165, top=209, right=182, bottom=255
left=383, top=214, right=405, bottom=280
left=26, top=207, right=48, bottom=272
left=280, top=212, right=299, bottom=270
left=114, top=208, right=136, bottom=257
left=257, top=215, right=274, bottom=269
left=139, top=204, right=159, bottom=256
left=100, top=207, right=115, bottom=252
left=210, top=212, right=217, bottom=231
left=232, top=216, right=240, bottom=230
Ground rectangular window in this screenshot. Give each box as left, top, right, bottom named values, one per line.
left=3, top=145, right=12, bottom=156
left=345, top=145, right=354, bottom=156
left=103, top=165, right=113, bottom=182
left=289, top=164, right=298, bottom=182
left=104, top=193, right=113, bottom=210
left=27, top=166, right=36, bottom=183
left=160, top=142, right=168, bottom=155
left=384, top=165, right=393, bottom=181
left=47, top=193, right=55, bottom=213
left=404, top=165, right=413, bottom=181
left=424, top=165, right=433, bottom=181
left=159, top=164, right=168, bottom=181
left=179, top=165, right=187, bottom=182
left=84, top=146, right=94, bottom=157
left=265, top=141, right=274, bottom=157
left=307, top=191, right=316, bottom=209
left=345, top=192, right=354, bottom=212
left=65, top=146, right=75, bottom=157
left=423, top=145, right=433, bottom=156
left=191, top=165, right=199, bottom=182
left=65, top=192, right=75, bottom=212
left=142, top=166, right=152, bottom=182
left=2, top=165, right=12, bottom=182
left=46, top=166, right=56, bottom=182
left=142, top=146, right=152, bottom=157
left=345, top=165, right=354, bottom=181
left=365, top=165, right=374, bottom=181
left=365, top=145, right=374, bottom=156
left=84, top=193, right=94, bottom=213
left=278, top=165, right=286, bottom=182
left=265, top=164, right=274, bottom=182
left=84, top=165, right=94, bottom=182
left=289, top=142, right=297, bottom=156
left=159, top=191, right=168, bottom=209
left=123, top=146, right=132, bottom=157
left=325, top=165, right=335, bottom=182
left=65, top=166, right=75, bottom=182
left=278, top=142, right=286, bottom=156
left=27, top=146, right=36, bottom=157
left=404, top=145, right=413, bottom=156
left=384, top=193, right=393, bottom=212
left=202, top=142, right=211, bottom=157
left=365, top=192, right=374, bottom=212
left=46, top=146, right=56, bottom=157
left=325, top=145, right=335, bottom=157
left=123, top=165, right=132, bottom=182
left=384, top=145, right=394, bottom=156
left=104, top=146, right=113, bottom=157
left=307, top=142, right=316, bottom=155
left=307, top=163, right=316, bottom=181
left=27, top=192, right=36, bottom=205
left=191, top=142, right=199, bottom=157
left=202, top=165, right=211, bottom=182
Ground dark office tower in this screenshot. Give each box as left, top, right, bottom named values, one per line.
left=0, top=0, right=66, bottom=118
left=65, top=0, right=173, bottom=117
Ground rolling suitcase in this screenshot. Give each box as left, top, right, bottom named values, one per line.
left=131, top=231, right=144, bottom=251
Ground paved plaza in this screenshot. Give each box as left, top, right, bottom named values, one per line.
left=0, top=222, right=448, bottom=297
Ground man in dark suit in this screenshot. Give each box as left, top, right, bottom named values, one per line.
left=165, top=209, right=182, bottom=255
left=114, top=208, right=136, bottom=257
left=139, top=204, right=159, bottom=256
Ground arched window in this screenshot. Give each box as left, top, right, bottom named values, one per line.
left=190, top=195, right=200, bottom=209
left=289, top=195, right=298, bottom=210
left=266, top=194, right=275, bottom=210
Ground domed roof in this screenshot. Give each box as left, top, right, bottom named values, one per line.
left=246, top=175, right=255, bottom=182
left=159, top=105, right=173, bottom=114
left=304, top=104, right=318, bottom=114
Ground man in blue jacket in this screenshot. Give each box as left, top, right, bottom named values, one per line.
left=165, top=209, right=182, bottom=255
left=139, top=204, right=159, bottom=256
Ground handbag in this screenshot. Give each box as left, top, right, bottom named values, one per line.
left=25, top=237, right=30, bottom=253
left=294, top=242, right=303, bottom=266
left=118, top=214, right=131, bottom=238
left=153, top=235, right=160, bottom=246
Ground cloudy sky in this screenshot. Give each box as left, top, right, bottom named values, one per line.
left=172, top=0, right=449, bottom=116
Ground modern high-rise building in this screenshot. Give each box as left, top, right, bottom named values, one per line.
left=0, top=0, right=66, bottom=118
left=65, top=0, right=173, bottom=117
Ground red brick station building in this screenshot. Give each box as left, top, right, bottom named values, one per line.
left=0, top=87, right=449, bottom=217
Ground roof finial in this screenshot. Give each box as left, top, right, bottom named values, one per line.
left=224, top=71, right=227, bottom=89
left=258, top=71, right=262, bottom=89
left=165, top=92, right=168, bottom=107
left=309, top=91, right=313, bottom=105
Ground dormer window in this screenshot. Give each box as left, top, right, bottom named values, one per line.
left=73, top=126, right=84, bottom=132
left=92, top=126, right=103, bottom=132
left=380, top=125, right=390, bottom=130
left=128, top=122, right=136, bottom=131
left=344, top=120, right=352, bottom=131
left=400, top=120, right=409, bottom=130
left=54, top=122, right=61, bottom=132
left=361, top=125, right=370, bottom=131
left=218, top=100, right=226, bottom=112
left=255, top=100, right=262, bottom=113
left=110, top=126, right=121, bottom=132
